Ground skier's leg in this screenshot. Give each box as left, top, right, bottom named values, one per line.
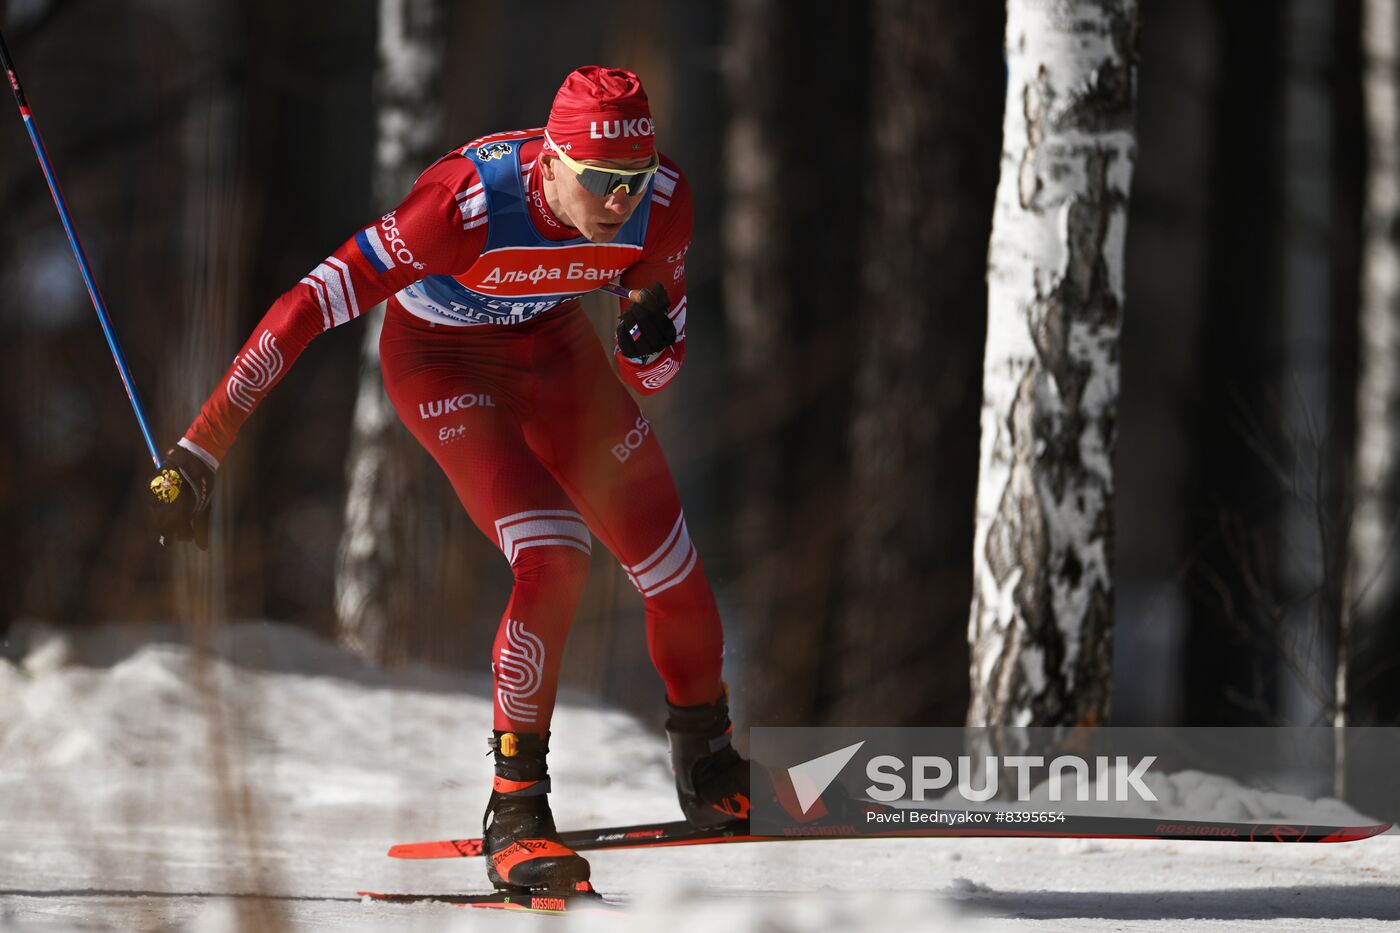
left=379, top=310, right=591, bottom=888
left=518, top=314, right=755, bottom=827
left=382, top=360, right=590, bottom=733
left=520, top=314, right=724, bottom=710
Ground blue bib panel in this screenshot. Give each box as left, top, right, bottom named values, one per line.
left=395, top=136, right=653, bottom=327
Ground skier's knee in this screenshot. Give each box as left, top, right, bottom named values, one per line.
left=510, top=544, right=592, bottom=591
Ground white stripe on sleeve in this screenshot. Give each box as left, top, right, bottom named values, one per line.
left=327, top=257, right=360, bottom=319
left=299, top=276, right=332, bottom=330
left=306, top=262, right=352, bottom=327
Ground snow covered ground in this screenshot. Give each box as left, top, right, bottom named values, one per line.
left=0, top=621, right=1396, bottom=932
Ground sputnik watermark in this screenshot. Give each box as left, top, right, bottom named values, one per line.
left=786, top=741, right=1158, bottom=816
left=866, top=754, right=1158, bottom=803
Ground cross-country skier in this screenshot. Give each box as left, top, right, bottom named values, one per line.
left=150, top=66, right=753, bottom=893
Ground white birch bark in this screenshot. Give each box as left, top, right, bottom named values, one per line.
left=334, top=0, right=444, bottom=660
left=968, top=0, right=1137, bottom=728
left=1340, top=0, right=1400, bottom=725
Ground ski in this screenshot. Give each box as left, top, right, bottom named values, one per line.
left=388, top=813, right=1391, bottom=859
left=359, top=882, right=623, bottom=915
left=389, top=819, right=746, bottom=859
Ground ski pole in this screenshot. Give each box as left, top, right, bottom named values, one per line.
left=0, top=28, right=161, bottom=468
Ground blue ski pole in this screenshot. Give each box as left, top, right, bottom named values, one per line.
left=0, top=27, right=162, bottom=468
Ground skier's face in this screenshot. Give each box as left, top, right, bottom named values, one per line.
left=542, top=152, right=652, bottom=243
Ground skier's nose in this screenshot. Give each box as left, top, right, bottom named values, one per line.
left=602, top=192, right=631, bottom=215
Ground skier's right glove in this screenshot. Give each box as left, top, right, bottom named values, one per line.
left=615, top=282, right=676, bottom=361
left=148, top=445, right=214, bottom=550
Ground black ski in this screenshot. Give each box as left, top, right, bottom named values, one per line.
left=359, top=882, right=622, bottom=915
left=388, top=812, right=1391, bottom=859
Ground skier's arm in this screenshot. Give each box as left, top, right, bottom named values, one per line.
left=179, top=170, right=479, bottom=468
left=615, top=160, right=692, bottom=396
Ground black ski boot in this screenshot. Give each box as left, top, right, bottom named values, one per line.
left=665, top=689, right=754, bottom=828
left=482, top=731, right=591, bottom=892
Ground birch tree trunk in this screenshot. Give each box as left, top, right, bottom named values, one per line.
left=1341, top=0, right=1400, bottom=726
left=334, top=0, right=445, bottom=661
left=968, top=0, right=1138, bottom=728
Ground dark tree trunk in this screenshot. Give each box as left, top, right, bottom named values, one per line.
left=828, top=0, right=1003, bottom=726
left=1181, top=1, right=1287, bottom=725
left=720, top=0, right=798, bottom=723
left=720, top=0, right=873, bottom=727
left=717, top=0, right=839, bottom=725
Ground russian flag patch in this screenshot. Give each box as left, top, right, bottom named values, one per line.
left=355, top=227, right=395, bottom=273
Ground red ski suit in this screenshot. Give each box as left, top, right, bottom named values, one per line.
left=180, top=131, right=723, bottom=731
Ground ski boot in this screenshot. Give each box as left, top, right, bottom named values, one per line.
left=665, top=688, right=755, bottom=828
left=482, top=731, right=592, bottom=893
left=666, top=688, right=859, bottom=829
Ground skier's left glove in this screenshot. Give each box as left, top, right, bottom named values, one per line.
left=148, top=445, right=214, bottom=550
left=616, top=282, right=676, bottom=360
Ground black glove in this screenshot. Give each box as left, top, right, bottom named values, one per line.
left=149, top=445, right=215, bottom=550
left=616, top=282, right=676, bottom=360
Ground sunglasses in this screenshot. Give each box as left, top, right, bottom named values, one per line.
left=545, top=132, right=659, bottom=197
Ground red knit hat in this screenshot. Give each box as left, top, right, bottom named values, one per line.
left=546, top=66, right=655, bottom=163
